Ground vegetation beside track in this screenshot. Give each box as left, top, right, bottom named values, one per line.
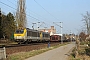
left=68, top=41, right=90, bottom=60
left=7, top=42, right=69, bottom=60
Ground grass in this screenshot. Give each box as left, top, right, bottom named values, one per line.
left=7, top=43, right=68, bottom=60
left=68, top=42, right=90, bottom=60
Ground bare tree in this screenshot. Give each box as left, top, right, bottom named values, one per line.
left=16, top=0, right=26, bottom=28
left=82, top=11, right=90, bottom=34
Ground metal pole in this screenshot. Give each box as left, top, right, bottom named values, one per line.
left=70, top=30, right=72, bottom=42
left=37, top=22, right=40, bottom=41
left=32, top=23, right=36, bottom=30
left=60, top=22, right=63, bottom=44
left=44, top=27, right=47, bottom=40
left=53, top=22, right=63, bottom=43
left=37, top=22, right=40, bottom=30
left=0, top=8, right=1, bottom=26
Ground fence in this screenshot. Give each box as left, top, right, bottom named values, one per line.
left=0, top=47, right=6, bottom=60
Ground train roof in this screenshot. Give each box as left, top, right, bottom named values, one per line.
left=26, top=28, right=47, bottom=32
left=54, top=34, right=62, bottom=36
left=26, top=28, right=39, bottom=32
left=51, top=35, right=61, bottom=36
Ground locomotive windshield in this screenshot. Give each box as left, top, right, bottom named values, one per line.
left=15, top=29, right=24, bottom=34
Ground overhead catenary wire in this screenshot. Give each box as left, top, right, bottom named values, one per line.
left=7, top=0, right=17, bottom=6
left=34, top=0, right=59, bottom=21
left=0, top=1, right=40, bottom=21
left=0, top=1, right=16, bottom=10
left=17, top=0, right=51, bottom=28
left=26, top=9, right=51, bottom=27
left=0, top=0, right=52, bottom=29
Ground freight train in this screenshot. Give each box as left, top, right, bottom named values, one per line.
left=50, top=35, right=69, bottom=42
left=14, top=28, right=50, bottom=44
left=14, top=28, right=72, bottom=44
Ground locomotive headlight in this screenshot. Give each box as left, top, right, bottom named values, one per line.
left=14, top=36, right=24, bottom=39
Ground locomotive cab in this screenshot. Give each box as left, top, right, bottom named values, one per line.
left=14, top=28, right=27, bottom=43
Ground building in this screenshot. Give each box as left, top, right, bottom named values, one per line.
left=39, top=26, right=56, bottom=36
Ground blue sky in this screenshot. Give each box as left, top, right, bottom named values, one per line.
left=0, top=0, right=90, bottom=34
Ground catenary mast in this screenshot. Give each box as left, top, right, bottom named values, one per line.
left=16, top=0, right=26, bottom=28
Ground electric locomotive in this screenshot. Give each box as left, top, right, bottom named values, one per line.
left=14, top=28, right=50, bottom=44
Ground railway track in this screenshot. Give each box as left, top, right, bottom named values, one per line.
left=0, top=42, right=60, bottom=48
left=0, top=42, right=61, bottom=55
left=0, top=42, right=47, bottom=48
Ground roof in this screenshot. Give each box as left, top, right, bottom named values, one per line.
left=54, top=34, right=62, bottom=36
